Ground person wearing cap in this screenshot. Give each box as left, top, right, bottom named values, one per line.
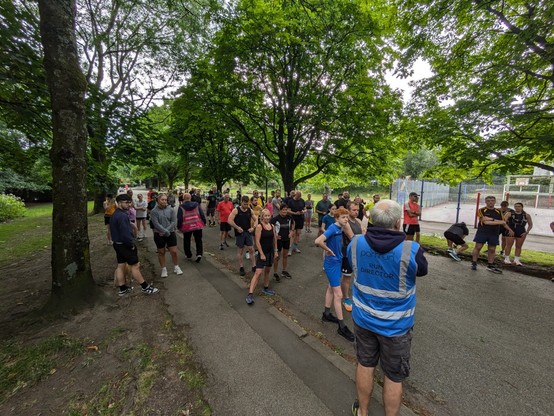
left=109, top=194, right=159, bottom=296
left=403, top=192, right=421, bottom=242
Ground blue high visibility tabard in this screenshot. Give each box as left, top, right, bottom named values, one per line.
left=348, top=235, right=419, bottom=336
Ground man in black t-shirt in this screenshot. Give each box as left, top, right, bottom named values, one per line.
left=471, top=195, right=513, bottom=273
left=206, top=190, right=218, bottom=227
left=335, top=191, right=350, bottom=208
left=315, top=193, right=333, bottom=236
left=228, top=196, right=257, bottom=276
left=287, top=191, right=306, bottom=253
left=270, top=204, right=295, bottom=280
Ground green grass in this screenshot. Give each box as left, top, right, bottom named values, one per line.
left=0, top=202, right=95, bottom=269
left=420, top=234, right=554, bottom=266
left=0, top=334, right=84, bottom=402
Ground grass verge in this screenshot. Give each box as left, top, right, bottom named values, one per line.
left=420, top=233, right=554, bottom=266
left=0, top=334, right=84, bottom=402
left=0, top=202, right=95, bottom=268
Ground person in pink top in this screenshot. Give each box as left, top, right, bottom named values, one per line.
left=403, top=192, right=421, bottom=242
left=216, top=193, right=235, bottom=250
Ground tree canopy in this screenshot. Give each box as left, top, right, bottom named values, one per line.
left=396, top=0, right=554, bottom=181
left=172, top=0, right=404, bottom=191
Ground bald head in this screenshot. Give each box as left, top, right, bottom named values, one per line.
left=183, top=193, right=192, bottom=201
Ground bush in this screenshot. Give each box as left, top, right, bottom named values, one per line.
left=0, top=194, right=26, bottom=222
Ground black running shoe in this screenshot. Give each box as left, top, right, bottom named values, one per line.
left=252, top=266, right=256, bottom=273
left=273, top=273, right=281, bottom=282
left=486, top=264, right=502, bottom=274
left=321, top=312, right=339, bottom=323
left=281, top=270, right=292, bottom=279
left=239, top=267, right=245, bottom=276
left=118, top=287, right=133, bottom=297
left=338, top=325, right=355, bottom=342
left=352, top=399, right=359, bottom=416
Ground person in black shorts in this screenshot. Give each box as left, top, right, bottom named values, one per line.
left=444, top=222, right=469, bottom=261
left=287, top=191, right=306, bottom=253
left=228, top=196, right=257, bottom=276
left=498, top=201, right=514, bottom=255
left=109, top=194, right=159, bottom=296
left=503, top=202, right=533, bottom=266
left=206, top=190, right=217, bottom=227
left=246, top=209, right=279, bottom=305
left=270, top=204, right=295, bottom=281
left=150, top=194, right=183, bottom=278
left=471, top=196, right=513, bottom=273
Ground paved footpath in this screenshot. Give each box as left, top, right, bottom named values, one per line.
left=140, top=227, right=416, bottom=416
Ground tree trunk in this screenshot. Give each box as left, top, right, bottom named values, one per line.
left=38, top=0, right=97, bottom=311
left=215, top=180, right=224, bottom=194
left=281, top=168, right=295, bottom=194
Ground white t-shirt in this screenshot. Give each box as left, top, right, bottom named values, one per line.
left=135, top=200, right=148, bottom=218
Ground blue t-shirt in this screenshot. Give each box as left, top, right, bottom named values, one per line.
left=323, top=223, right=343, bottom=262
left=322, top=214, right=335, bottom=231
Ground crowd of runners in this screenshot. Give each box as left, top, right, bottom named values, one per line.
left=102, top=187, right=541, bottom=301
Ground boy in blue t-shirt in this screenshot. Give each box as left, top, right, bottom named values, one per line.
left=314, top=207, right=355, bottom=342
left=320, top=204, right=337, bottom=232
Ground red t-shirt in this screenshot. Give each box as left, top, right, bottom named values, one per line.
left=217, top=200, right=234, bottom=222
left=403, top=201, right=420, bottom=225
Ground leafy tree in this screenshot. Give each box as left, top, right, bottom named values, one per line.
left=397, top=0, right=554, bottom=180
left=0, top=1, right=51, bottom=142
left=0, top=123, right=51, bottom=194
left=38, top=0, right=96, bottom=311
left=171, top=80, right=261, bottom=192
left=193, top=0, right=402, bottom=192
left=403, top=149, right=438, bottom=179
left=75, top=0, right=211, bottom=212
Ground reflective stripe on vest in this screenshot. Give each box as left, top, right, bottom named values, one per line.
left=351, top=236, right=415, bottom=296
left=350, top=235, right=417, bottom=336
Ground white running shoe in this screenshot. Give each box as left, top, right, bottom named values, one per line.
left=174, top=265, right=183, bottom=275
left=245, top=251, right=250, bottom=260
left=161, top=267, right=168, bottom=278
left=504, top=258, right=512, bottom=265
left=514, top=259, right=523, bottom=266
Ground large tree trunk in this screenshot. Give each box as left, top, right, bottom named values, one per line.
left=38, top=0, right=97, bottom=311
left=281, top=168, right=295, bottom=194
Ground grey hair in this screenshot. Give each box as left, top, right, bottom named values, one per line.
left=371, top=200, right=402, bottom=229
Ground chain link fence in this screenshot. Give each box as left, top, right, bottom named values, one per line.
left=390, top=179, right=554, bottom=236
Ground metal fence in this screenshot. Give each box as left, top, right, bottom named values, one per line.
left=390, top=179, right=554, bottom=236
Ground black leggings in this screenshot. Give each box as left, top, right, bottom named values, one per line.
left=183, top=229, right=203, bottom=258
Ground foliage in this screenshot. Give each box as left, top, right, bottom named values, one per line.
left=396, top=0, right=554, bottom=181
left=403, top=149, right=439, bottom=179
left=2, top=0, right=214, bottom=210
left=171, top=80, right=261, bottom=191
left=188, top=0, right=403, bottom=191
left=0, top=1, right=51, bottom=142
left=0, top=193, right=26, bottom=222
